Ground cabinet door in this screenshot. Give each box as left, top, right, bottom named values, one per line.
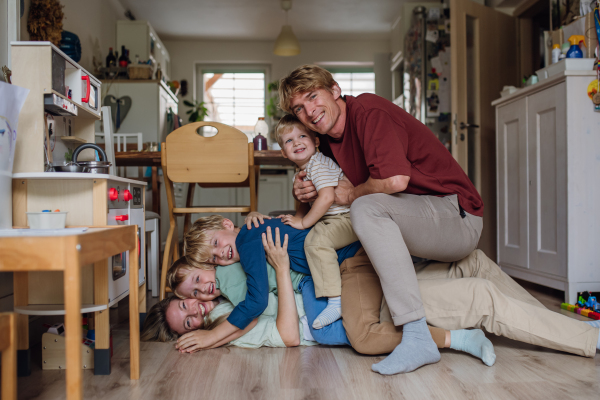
left=527, top=83, right=567, bottom=278
left=257, top=170, right=295, bottom=216
left=496, top=98, right=528, bottom=269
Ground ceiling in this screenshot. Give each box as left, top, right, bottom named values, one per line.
left=117, top=0, right=409, bottom=41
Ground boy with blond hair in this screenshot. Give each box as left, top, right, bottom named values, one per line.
left=274, top=115, right=358, bottom=328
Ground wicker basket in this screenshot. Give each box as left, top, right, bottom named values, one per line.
left=127, top=64, right=153, bottom=80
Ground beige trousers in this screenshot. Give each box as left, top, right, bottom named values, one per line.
left=305, top=212, right=359, bottom=298
left=341, top=248, right=598, bottom=357
left=350, top=193, right=483, bottom=325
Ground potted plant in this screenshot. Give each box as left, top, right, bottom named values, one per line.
left=183, top=99, right=209, bottom=122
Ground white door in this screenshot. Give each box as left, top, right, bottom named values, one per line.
left=497, top=98, right=528, bottom=270
left=527, top=83, right=567, bottom=278
left=451, top=0, right=519, bottom=260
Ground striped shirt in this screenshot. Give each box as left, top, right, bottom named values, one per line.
left=295, top=152, right=351, bottom=216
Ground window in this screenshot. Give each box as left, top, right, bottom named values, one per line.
left=198, top=67, right=267, bottom=137
left=331, top=71, right=376, bottom=97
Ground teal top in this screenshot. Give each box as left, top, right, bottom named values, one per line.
left=207, top=292, right=317, bottom=348
left=215, top=262, right=306, bottom=307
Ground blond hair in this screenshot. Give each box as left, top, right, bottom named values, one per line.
left=274, top=114, right=315, bottom=147
left=184, top=215, right=227, bottom=268
left=141, top=296, right=230, bottom=342
left=279, top=65, right=338, bottom=114
left=166, top=256, right=214, bottom=298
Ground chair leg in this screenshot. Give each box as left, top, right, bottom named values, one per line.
left=147, top=219, right=159, bottom=298
left=159, top=225, right=175, bottom=301
left=183, top=184, right=196, bottom=234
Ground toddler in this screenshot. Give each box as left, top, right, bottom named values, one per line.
left=275, top=114, right=358, bottom=328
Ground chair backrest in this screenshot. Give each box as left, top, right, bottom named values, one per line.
left=165, top=121, right=251, bottom=184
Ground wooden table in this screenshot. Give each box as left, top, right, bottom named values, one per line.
left=0, top=226, right=140, bottom=400
left=113, top=150, right=295, bottom=214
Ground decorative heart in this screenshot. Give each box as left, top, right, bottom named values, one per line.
left=103, top=95, right=132, bottom=131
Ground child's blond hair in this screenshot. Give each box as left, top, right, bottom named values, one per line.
left=184, top=215, right=227, bottom=268
left=166, top=256, right=214, bottom=298
left=274, top=114, right=316, bottom=148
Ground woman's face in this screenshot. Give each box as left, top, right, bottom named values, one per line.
left=166, top=298, right=217, bottom=335
left=177, top=268, right=221, bottom=301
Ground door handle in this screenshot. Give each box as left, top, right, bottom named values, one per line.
left=459, top=122, right=479, bottom=130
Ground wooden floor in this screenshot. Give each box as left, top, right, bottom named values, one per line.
left=16, top=280, right=600, bottom=400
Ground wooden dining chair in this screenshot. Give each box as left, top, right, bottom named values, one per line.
left=0, top=312, right=17, bottom=400
left=159, top=121, right=257, bottom=300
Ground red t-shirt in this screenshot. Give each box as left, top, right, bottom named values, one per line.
left=321, top=94, right=483, bottom=217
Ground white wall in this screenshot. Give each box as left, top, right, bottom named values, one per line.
left=164, top=39, right=391, bottom=102
left=19, top=0, right=125, bottom=72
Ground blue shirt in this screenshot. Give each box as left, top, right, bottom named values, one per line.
left=226, top=219, right=362, bottom=329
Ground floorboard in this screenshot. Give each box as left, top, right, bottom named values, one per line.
left=15, top=279, right=600, bottom=400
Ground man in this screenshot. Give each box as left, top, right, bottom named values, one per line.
left=279, top=65, right=483, bottom=375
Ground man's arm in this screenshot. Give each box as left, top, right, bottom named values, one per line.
left=335, top=175, right=410, bottom=206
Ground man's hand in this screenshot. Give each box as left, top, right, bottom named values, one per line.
left=280, top=214, right=305, bottom=230
left=176, top=330, right=215, bottom=353
left=244, top=212, right=271, bottom=230
left=293, top=171, right=318, bottom=203
left=334, top=177, right=356, bottom=206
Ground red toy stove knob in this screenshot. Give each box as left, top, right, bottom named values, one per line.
left=123, top=189, right=133, bottom=202
left=115, top=214, right=129, bottom=221
left=109, top=188, right=118, bottom=201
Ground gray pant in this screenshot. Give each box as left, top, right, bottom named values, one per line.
left=350, top=193, right=483, bottom=326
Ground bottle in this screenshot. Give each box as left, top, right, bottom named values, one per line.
left=566, top=35, right=585, bottom=58
left=106, top=48, right=116, bottom=67
left=559, top=43, right=569, bottom=61
left=253, top=117, right=269, bottom=150
left=135, top=54, right=140, bottom=64
left=155, top=63, right=162, bottom=81
left=119, top=45, right=128, bottom=67
left=551, top=44, right=561, bottom=64
left=126, top=49, right=131, bottom=65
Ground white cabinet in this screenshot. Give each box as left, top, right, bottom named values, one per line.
left=117, top=20, right=170, bottom=80
left=494, top=72, right=600, bottom=303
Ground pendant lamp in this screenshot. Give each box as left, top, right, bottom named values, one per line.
left=274, top=0, right=300, bottom=56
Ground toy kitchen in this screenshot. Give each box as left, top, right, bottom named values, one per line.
left=9, top=41, right=147, bottom=374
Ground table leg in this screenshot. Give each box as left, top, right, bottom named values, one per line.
left=64, top=243, right=82, bottom=400
left=0, top=313, right=17, bottom=400
left=13, top=272, right=30, bottom=377
left=129, top=230, right=140, bottom=380
left=151, top=167, right=159, bottom=215
left=93, top=260, right=111, bottom=375
left=139, top=282, right=147, bottom=328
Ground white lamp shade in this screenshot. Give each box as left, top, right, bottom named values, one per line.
left=273, top=25, right=301, bottom=56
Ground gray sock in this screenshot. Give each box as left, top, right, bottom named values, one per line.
left=449, top=329, right=496, bottom=366
left=371, top=317, right=441, bottom=375
left=584, top=320, right=600, bottom=350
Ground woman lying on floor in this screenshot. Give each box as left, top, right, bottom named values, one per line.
left=142, top=228, right=600, bottom=366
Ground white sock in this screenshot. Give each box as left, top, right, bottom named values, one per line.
left=313, top=296, right=342, bottom=329
left=584, top=320, right=600, bottom=350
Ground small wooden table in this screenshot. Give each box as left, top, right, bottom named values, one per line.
left=0, top=226, right=140, bottom=400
